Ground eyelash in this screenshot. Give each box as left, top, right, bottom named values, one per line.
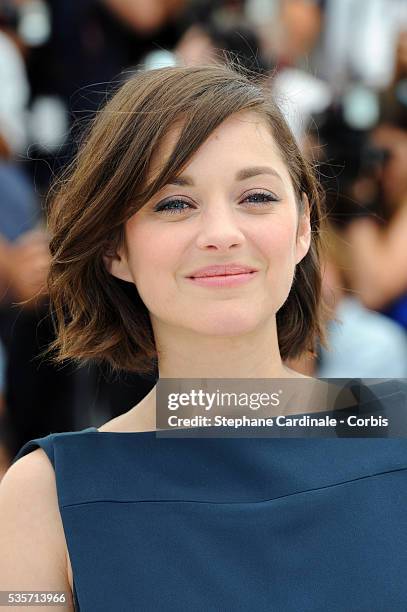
left=153, top=191, right=281, bottom=215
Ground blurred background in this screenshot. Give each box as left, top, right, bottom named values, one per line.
left=1, top=0, right=407, bottom=476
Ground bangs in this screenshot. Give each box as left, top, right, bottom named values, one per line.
left=124, top=73, right=265, bottom=214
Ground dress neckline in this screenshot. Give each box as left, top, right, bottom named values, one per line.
left=88, top=426, right=158, bottom=435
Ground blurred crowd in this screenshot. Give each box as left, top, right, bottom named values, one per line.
left=1, top=0, right=407, bottom=476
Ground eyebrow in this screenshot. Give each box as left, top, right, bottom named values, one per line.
left=166, top=165, right=284, bottom=186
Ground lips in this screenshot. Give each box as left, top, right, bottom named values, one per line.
left=187, top=264, right=258, bottom=278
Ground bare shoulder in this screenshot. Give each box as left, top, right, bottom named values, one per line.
left=2, top=446, right=55, bottom=492
left=0, top=448, right=73, bottom=606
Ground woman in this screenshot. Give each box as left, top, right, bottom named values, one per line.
left=0, top=63, right=406, bottom=611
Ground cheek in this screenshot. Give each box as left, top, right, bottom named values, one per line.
left=255, top=218, right=298, bottom=306
left=125, top=213, right=298, bottom=308
left=256, top=217, right=297, bottom=268
left=125, top=222, right=182, bottom=288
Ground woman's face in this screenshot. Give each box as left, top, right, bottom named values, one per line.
left=107, top=111, right=311, bottom=339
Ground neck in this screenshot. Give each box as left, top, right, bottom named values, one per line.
left=153, top=317, right=296, bottom=379
left=117, top=321, right=309, bottom=432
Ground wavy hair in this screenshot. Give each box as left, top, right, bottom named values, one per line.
left=46, top=61, right=329, bottom=375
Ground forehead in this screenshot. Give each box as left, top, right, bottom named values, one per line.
left=147, top=110, right=292, bottom=186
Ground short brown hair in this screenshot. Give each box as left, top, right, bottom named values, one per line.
left=47, top=61, right=328, bottom=375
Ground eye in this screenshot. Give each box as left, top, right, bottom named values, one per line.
left=153, top=198, right=194, bottom=215
left=153, top=191, right=280, bottom=215
left=241, top=191, right=280, bottom=206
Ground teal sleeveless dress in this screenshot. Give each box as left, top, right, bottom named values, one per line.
left=11, top=416, right=407, bottom=611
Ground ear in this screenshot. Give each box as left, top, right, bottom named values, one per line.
left=103, top=245, right=133, bottom=283
left=295, top=193, right=312, bottom=264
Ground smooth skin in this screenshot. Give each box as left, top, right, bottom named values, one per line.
left=0, top=110, right=311, bottom=601
left=106, top=111, right=311, bottom=380
left=0, top=449, right=75, bottom=609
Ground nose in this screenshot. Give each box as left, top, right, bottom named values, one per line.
left=195, top=202, right=245, bottom=251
